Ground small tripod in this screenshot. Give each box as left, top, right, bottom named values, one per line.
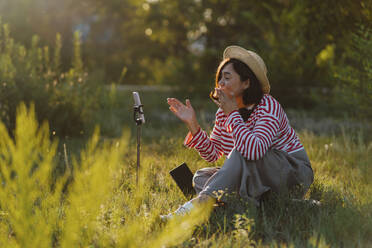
left=133, top=104, right=144, bottom=185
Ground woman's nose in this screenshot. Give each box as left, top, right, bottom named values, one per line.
left=218, top=80, right=225, bottom=87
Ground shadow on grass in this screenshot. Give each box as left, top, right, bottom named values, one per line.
left=187, top=180, right=372, bottom=247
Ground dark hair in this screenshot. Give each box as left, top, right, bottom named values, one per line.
left=210, top=58, right=263, bottom=105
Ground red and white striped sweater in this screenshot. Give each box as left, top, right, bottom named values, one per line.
left=184, top=94, right=304, bottom=162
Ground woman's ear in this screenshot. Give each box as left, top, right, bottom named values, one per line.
left=243, top=79, right=250, bottom=89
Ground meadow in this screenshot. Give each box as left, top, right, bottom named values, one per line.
left=0, top=90, right=371, bottom=248
left=0, top=1, right=371, bottom=246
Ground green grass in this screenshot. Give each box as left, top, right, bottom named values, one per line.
left=0, top=96, right=371, bottom=247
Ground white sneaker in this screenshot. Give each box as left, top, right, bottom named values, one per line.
left=160, top=201, right=194, bottom=221
left=292, top=198, right=321, bottom=207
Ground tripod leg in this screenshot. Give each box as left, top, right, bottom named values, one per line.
left=136, top=125, right=141, bottom=185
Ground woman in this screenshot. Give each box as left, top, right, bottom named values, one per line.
left=163, top=45, right=314, bottom=219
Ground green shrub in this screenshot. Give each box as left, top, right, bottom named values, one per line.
left=0, top=21, right=101, bottom=137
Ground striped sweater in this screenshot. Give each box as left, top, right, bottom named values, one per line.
left=184, top=94, right=304, bottom=162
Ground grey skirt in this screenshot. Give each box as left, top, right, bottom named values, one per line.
left=193, top=148, right=314, bottom=205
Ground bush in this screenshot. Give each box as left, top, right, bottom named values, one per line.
left=0, top=21, right=102, bottom=137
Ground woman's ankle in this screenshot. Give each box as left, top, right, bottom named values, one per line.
left=191, top=193, right=215, bottom=205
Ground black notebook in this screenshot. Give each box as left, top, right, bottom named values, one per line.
left=169, top=163, right=196, bottom=198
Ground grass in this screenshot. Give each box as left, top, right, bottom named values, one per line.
left=0, top=92, right=371, bottom=247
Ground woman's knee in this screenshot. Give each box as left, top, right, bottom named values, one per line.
left=193, top=167, right=218, bottom=191
left=194, top=167, right=218, bottom=179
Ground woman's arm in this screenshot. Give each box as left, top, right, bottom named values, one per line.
left=167, top=98, right=224, bottom=162
left=224, top=110, right=279, bottom=160
left=184, top=119, right=224, bottom=162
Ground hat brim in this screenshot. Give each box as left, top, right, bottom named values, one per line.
left=223, top=46, right=270, bottom=94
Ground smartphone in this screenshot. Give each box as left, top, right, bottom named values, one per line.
left=132, top=91, right=145, bottom=124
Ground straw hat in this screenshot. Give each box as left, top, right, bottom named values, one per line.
left=223, top=45, right=270, bottom=94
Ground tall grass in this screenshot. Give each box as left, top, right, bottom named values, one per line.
left=0, top=103, right=214, bottom=247
left=0, top=103, right=371, bottom=247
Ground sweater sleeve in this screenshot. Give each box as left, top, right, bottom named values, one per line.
left=223, top=110, right=280, bottom=160
left=184, top=120, right=224, bottom=163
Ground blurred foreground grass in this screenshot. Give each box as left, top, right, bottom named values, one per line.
left=0, top=94, right=371, bottom=247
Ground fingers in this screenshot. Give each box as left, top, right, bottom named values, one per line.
left=169, top=105, right=176, bottom=112
left=186, top=99, right=192, bottom=108
left=216, top=88, right=225, bottom=104
left=215, top=88, right=223, bottom=98
left=169, top=105, right=183, bottom=120
left=215, top=88, right=233, bottom=99
left=212, top=98, right=220, bottom=106
left=167, top=98, right=195, bottom=123
left=167, top=98, right=194, bottom=111
left=167, top=98, right=177, bottom=107
left=167, top=98, right=184, bottom=108
left=169, top=105, right=177, bottom=115
left=167, top=97, right=187, bottom=119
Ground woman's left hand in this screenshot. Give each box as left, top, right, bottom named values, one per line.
left=216, top=88, right=238, bottom=115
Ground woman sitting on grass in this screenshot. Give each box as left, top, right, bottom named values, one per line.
left=164, top=45, right=314, bottom=219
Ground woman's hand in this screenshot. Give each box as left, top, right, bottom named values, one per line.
left=167, top=98, right=200, bottom=135
left=216, top=88, right=238, bottom=115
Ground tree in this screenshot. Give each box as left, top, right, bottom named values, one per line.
left=332, top=25, right=372, bottom=118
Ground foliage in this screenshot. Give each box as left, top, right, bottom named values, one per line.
left=331, top=25, right=372, bottom=118
left=0, top=103, right=61, bottom=248
left=1, top=0, right=371, bottom=110
left=0, top=21, right=102, bottom=137
left=0, top=104, right=213, bottom=247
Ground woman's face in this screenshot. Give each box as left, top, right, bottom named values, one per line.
left=217, top=63, right=250, bottom=98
